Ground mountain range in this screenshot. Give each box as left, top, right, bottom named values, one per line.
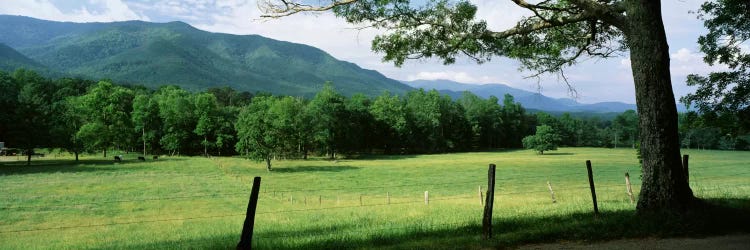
left=0, top=15, right=639, bottom=113
left=403, top=79, right=637, bottom=113
left=0, top=15, right=411, bottom=97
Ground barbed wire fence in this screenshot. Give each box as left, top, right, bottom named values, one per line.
left=1, top=155, right=748, bottom=248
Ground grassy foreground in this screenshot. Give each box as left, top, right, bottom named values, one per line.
left=1, top=148, right=748, bottom=249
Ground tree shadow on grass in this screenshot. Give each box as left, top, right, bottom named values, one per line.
left=0, top=158, right=187, bottom=176
left=273, top=165, right=360, bottom=173
left=109, top=198, right=750, bottom=250
left=541, top=152, right=575, bottom=156
left=350, top=154, right=419, bottom=160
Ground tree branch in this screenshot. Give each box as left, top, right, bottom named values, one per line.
left=489, top=13, right=593, bottom=38
left=567, top=0, right=627, bottom=29
left=258, top=0, right=359, bottom=18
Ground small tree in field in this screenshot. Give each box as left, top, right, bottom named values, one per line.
left=522, top=125, right=561, bottom=155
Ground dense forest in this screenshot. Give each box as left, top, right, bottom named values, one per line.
left=0, top=69, right=747, bottom=164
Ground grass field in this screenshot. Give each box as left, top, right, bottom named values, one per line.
left=1, top=148, right=748, bottom=249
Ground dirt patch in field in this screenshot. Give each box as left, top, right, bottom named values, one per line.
left=516, top=234, right=750, bottom=250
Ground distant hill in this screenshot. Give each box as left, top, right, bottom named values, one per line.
left=403, top=79, right=638, bottom=113
left=0, top=15, right=412, bottom=97
left=0, top=43, right=55, bottom=74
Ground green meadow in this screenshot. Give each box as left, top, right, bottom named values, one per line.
left=1, top=148, right=748, bottom=249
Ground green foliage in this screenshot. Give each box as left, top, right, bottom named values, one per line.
left=331, top=0, right=624, bottom=73
left=307, top=83, right=348, bottom=158
left=370, top=91, right=407, bottom=152
left=0, top=71, right=19, bottom=146
left=72, top=81, right=134, bottom=156
left=0, top=43, right=53, bottom=74
left=522, top=125, right=562, bottom=154
left=194, top=93, right=220, bottom=156
left=13, top=69, right=56, bottom=163
left=235, top=96, right=303, bottom=170
left=131, top=94, right=161, bottom=156
left=15, top=68, right=745, bottom=163
left=154, top=86, right=195, bottom=156
left=500, top=94, right=529, bottom=148
left=680, top=0, right=750, bottom=149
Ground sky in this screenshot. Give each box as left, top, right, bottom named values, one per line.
left=0, top=0, right=723, bottom=104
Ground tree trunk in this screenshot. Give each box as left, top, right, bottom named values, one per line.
left=26, top=149, right=31, bottom=166
left=142, top=127, right=146, bottom=157
left=103, top=148, right=107, bottom=158
left=204, top=135, right=208, bottom=157
left=265, top=156, right=272, bottom=171
left=625, top=0, right=695, bottom=213
left=75, top=150, right=79, bottom=162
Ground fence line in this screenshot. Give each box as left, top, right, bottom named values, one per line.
left=0, top=180, right=652, bottom=212
left=0, top=213, right=246, bottom=234
left=256, top=195, right=476, bottom=215
left=0, top=196, right=479, bottom=234
left=261, top=180, right=481, bottom=194
left=2, top=163, right=747, bottom=238
left=0, top=191, right=249, bottom=210
left=0, top=174, right=233, bottom=187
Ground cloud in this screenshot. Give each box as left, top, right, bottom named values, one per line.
left=406, top=71, right=503, bottom=84
left=470, top=0, right=531, bottom=31
left=619, top=58, right=632, bottom=69
left=669, top=47, right=727, bottom=76
left=0, top=0, right=148, bottom=22
left=671, top=48, right=703, bottom=62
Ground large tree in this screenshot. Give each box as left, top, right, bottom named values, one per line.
left=154, top=86, right=195, bottom=156
left=9, top=69, right=54, bottom=164
left=260, top=0, right=694, bottom=212
left=74, top=81, right=134, bottom=158
left=235, top=96, right=303, bottom=171
left=522, top=125, right=562, bottom=154
left=307, top=83, right=348, bottom=159
left=132, top=94, right=161, bottom=157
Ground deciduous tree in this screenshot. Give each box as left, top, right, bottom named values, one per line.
left=74, top=81, right=134, bottom=158
left=235, top=96, right=301, bottom=170
left=522, top=125, right=562, bottom=155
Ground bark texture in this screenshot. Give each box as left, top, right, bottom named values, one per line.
left=625, top=0, right=695, bottom=212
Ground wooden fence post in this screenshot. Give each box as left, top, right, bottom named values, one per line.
left=547, top=181, right=557, bottom=203
left=482, top=164, right=496, bottom=240
left=625, top=172, right=634, bottom=204
left=425, top=191, right=429, bottom=205
left=237, top=176, right=261, bottom=250
left=683, top=154, right=690, bottom=184
left=479, top=186, right=483, bottom=206
left=586, top=160, right=599, bottom=216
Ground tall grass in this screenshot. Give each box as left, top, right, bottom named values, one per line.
left=0, top=148, right=748, bottom=249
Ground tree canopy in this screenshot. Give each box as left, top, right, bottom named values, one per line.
left=681, top=0, right=749, bottom=148
left=522, top=125, right=562, bottom=154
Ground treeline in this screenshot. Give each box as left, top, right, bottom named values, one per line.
left=2, top=69, right=745, bottom=164
left=679, top=111, right=750, bottom=150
